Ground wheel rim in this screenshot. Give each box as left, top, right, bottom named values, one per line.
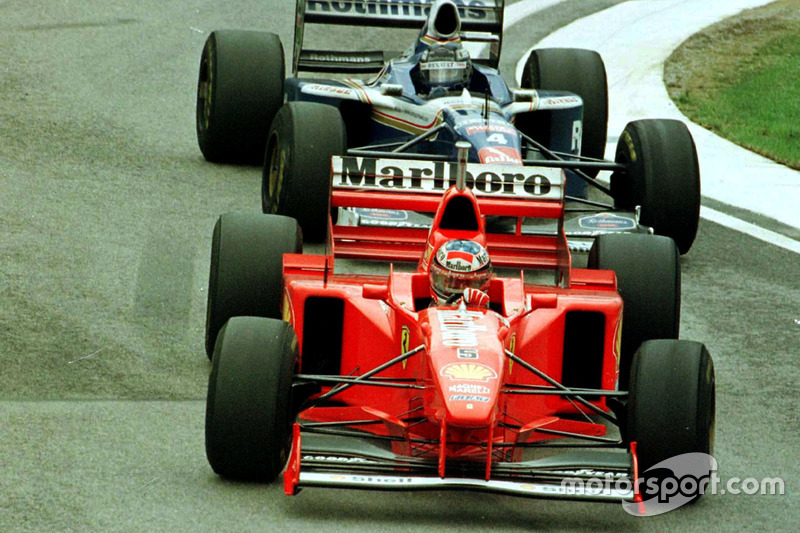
left=196, top=42, right=214, bottom=133
left=265, top=137, right=286, bottom=214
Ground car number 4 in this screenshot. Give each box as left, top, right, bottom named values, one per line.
left=487, top=133, right=507, bottom=145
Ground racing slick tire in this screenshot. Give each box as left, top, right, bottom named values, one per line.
left=627, top=339, right=715, bottom=502
left=196, top=30, right=284, bottom=164
left=262, top=102, right=347, bottom=243
left=588, top=233, right=680, bottom=390
left=611, top=119, right=701, bottom=255
left=206, top=317, right=297, bottom=482
left=519, top=48, right=609, bottom=177
left=205, top=212, right=301, bottom=359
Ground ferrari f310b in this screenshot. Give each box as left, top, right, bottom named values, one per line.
left=202, top=135, right=715, bottom=508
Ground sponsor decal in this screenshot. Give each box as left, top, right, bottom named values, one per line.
left=578, top=213, right=637, bottom=230
left=354, top=208, right=408, bottom=220
left=301, top=83, right=358, bottom=97
left=345, top=475, right=416, bottom=484
left=457, top=348, right=478, bottom=359
left=361, top=219, right=430, bottom=229
left=464, top=124, right=517, bottom=136
left=449, top=383, right=490, bottom=394
left=332, top=157, right=562, bottom=199
left=400, top=325, right=410, bottom=369
left=446, top=250, right=474, bottom=263
left=613, top=316, right=623, bottom=373
left=541, top=95, right=582, bottom=107
left=436, top=309, right=485, bottom=347
left=507, top=332, right=516, bottom=374
left=478, top=147, right=522, bottom=165
left=449, top=394, right=490, bottom=402
left=303, top=455, right=374, bottom=464
left=554, top=469, right=628, bottom=478
left=304, top=53, right=375, bottom=63
left=440, top=362, right=497, bottom=382
left=421, top=61, right=467, bottom=71
left=306, top=0, right=490, bottom=21
left=422, top=242, right=435, bottom=268
left=282, top=291, right=293, bottom=324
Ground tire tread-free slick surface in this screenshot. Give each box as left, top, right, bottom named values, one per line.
left=196, top=30, right=284, bottom=164
left=262, top=102, right=346, bottom=242
left=204, top=212, right=301, bottom=358
left=612, top=119, right=701, bottom=254
left=588, top=233, right=680, bottom=390
left=206, top=317, right=297, bottom=481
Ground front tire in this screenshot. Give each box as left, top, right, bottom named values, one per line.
left=196, top=30, right=285, bottom=164
left=627, top=339, right=715, bottom=501
left=206, top=317, right=297, bottom=481
left=262, top=102, right=346, bottom=243
left=205, top=212, right=301, bottom=359
left=611, top=119, right=701, bottom=254
left=588, top=233, right=680, bottom=390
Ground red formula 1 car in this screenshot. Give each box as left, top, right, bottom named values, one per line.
left=202, top=147, right=715, bottom=506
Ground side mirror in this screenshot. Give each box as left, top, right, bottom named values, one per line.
left=363, top=284, right=390, bottom=301
left=380, top=83, right=404, bottom=96
left=512, top=88, right=537, bottom=102
left=529, top=293, right=558, bottom=309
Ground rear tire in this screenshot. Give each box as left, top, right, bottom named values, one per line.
left=588, top=233, right=680, bottom=390
left=627, top=339, right=715, bottom=501
left=206, top=317, right=297, bottom=482
left=262, top=102, right=346, bottom=242
left=520, top=48, right=608, bottom=175
left=205, top=212, right=301, bottom=358
left=611, top=119, right=700, bottom=254
left=196, top=30, right=284, bottom=164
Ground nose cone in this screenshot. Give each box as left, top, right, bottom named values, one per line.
left=425, top=308, right=506, bottom=428
left=427, top=0, right=461, bottom=39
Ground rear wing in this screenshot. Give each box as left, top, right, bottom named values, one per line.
left=329, top=156, right=571, bottom=279
left=293, top=0, right=505, bottom=74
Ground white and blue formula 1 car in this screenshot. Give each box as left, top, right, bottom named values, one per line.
left=195, top=0, right=701, bottom=254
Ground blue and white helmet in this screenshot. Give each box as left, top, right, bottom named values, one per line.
left=415, top=42, right=473, bottom=96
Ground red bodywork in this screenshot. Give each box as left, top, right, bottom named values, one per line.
left=281, top=159, right=632, bottom=501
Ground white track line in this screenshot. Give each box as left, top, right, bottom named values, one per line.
left=504, top=0, right=565, bottom=25
left=507, top=0, right=800, bottom=252
left=701, top=207, right=800, bottom=255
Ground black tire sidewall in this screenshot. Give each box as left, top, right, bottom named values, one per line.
left=588, top=233, right=680, bottom=389
left=206, top=317, right=297, bottom=481
left=204, top=212, right=301, bottom=358
left=263, top=102, right=346, bottom=242
left=627, top=340, right=715, bottom=498
left=196, top=31, right=285, bottom=164
left=612, top=119, right=700, bottom=254
left=521, top=48, right=609, bottom=169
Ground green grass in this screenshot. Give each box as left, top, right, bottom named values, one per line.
left=666, top=1, right=800, bottom=169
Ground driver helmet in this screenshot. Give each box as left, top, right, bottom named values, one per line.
left=415, top=42, right=472, bottom=96
left=429, top=239, right=492, bottom=303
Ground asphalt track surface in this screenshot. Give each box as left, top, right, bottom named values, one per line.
left=2, top=1, right=797, bottom=531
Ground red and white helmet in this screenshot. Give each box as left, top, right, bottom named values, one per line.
left=429, top=239, right=492, bottom=303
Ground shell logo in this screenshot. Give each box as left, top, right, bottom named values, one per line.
left=441, top=363, right=498, bottom=382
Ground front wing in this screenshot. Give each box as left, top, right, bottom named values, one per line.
left=287, top=431, right=637, bottom=502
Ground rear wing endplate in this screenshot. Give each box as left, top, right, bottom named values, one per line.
left=293, top=0, right=505, bottom=74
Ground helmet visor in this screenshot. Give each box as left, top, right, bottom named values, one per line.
left=421, top=61, right=468, bottom=85
left=430, top=263, right=491, bottom=300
